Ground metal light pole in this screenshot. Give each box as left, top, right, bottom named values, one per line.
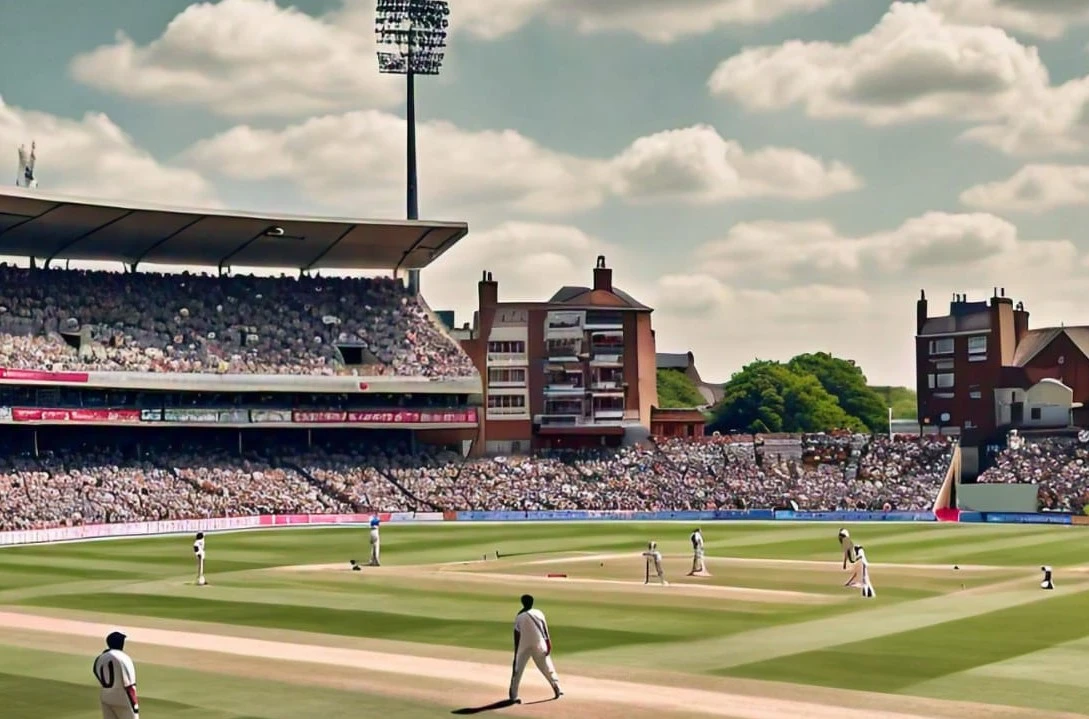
left=376, top=0, right=449, bottom=294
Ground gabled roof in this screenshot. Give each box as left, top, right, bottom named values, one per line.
left=656, top=352, right=691, bottom=370
left=0, top=188, right=467, bottom=271
left=919, top=311, right=991, bottom=336
left=547, top=285, right=651, bottom=311
left=1014, top=326, right=1089, bottom=367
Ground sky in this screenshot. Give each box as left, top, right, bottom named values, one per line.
left=3, top=0, right=1089, bottom=387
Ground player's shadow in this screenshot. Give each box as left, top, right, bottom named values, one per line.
left=451, top=698, right=555, bottom=714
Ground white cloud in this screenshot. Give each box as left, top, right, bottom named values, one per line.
left=0, top=95, right=217, bottom=207
left=694, top=212, right=1036, bottom=285
left=70, top=0, right=838, bottom=119
left=70, top=0, right=401, bottom=118
left=927, top=0, right=1089, bottom=40
left=422, top=221, right=643, bottom=323
left=456, top=0, right=835, bottom=43
left=607, top=125, right=860, bottom=203
left=183, top=115, right=858, bottom=216
left=648, top=211, right=1089, bottom=385
left=708, top=2, right=1089, bottom=155
left=961, top=165, right=1089, bottom=213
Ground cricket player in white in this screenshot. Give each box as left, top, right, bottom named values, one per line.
left=688, top=528, right=705, bottom=575
left=856, top=546, right=876, bottom=598
left=193, top=532, right=206, bottom=585
left=643, top=541, right=668, bottom=586
left=839, top=528, right=860, bottom=587
left=93, top=631, right=139, bottom=719
left=509, top=594, right=562, bottom=703
left=368, top=515, right=381, bottom=566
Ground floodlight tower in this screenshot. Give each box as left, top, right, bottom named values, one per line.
left=376, top=0, right=449, bottom=293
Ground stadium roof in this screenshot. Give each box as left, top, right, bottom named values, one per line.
left=0, top=188, right=468, bottom=271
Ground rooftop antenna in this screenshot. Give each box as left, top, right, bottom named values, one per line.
left=16, top=141, right=37, bottom=189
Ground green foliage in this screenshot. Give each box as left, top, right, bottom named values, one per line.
left=709, top=353, right=918, bottom=433
left=788, top=352, right=888, bottom=432
left=871, top=385, right=918, bottom=419
left=656, top=369, right=708, bottom=408
left=708, top=360, right=865, bottom=434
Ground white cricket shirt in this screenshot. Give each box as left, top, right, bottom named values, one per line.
left=514, top=608, right=550, bottom=653
left=691, top=532, right=704, bottom=551
left=93, top=649, right=137, bottom=706
left=643, top=549, right=663, bottom=563
left=193, top=538, right=205, bottom=558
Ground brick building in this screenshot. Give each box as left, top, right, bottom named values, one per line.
left=915, top=289, right=1087, bottom=443
left=458, top=256, right=658, bottom=454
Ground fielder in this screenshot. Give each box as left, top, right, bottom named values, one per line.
left=856, top=546, right=876, bottom=598
left=688, top=528, right=706, bottom=575
left=643, top=541, right=668, bottom=586
left=509, top=594, right=562, bottom=703
left=93, top=631, right=139, bottom=719
left=368, top=515, right=381, bottom=566
left=839, top=528, right=860, bottom=587
left=193, top=532, right=207, bottom=585
left=1041, top=565, right=1055, bottom=590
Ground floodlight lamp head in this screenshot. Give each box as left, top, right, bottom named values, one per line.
left=375, top=0, right=450, bottom=76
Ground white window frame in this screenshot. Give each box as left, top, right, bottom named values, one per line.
left=967, top=336, right=987, bottom=354
left=936, top=373, right=955, bottom=389
left=929, top=338, right=954, bottom=355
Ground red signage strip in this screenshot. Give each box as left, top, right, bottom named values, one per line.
left=11, top=408, right=140, bottom=423
left=292, top=409, right=478, bottom=424
left=0, top=368, right=89, bottom=383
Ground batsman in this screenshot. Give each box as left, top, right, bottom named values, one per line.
left=643, top=541, right=668, bottom=586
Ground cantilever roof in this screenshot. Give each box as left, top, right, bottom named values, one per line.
left=0, top=188, right=468, bottom=271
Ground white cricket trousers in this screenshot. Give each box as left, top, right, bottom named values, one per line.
left=691, top=549, right=704, bottom=573
left=509, top=649, right=559, bottom=700
left=369, top=538, right=380, bottom=565
left=101, top=701, right=137, bottom=719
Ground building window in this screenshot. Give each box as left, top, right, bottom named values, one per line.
left=968, top=336, right=987, bottom=354
left=936, top=373, right=955, bottom=388
left=935, top=360, right=954, bottom=370
left=487, top=395, right=526, bottom=409
left=488, top=368, right=526, bottom=384
left=969, top=384, right=982, bottom=400
left=487, top=340, right=525, bottom=354
left=929, top=338, right=954, bottom=355
left=1030, top=407, right=1042, bottom=421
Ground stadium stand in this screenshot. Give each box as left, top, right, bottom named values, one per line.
left=0, top=266, right=476, bottom=378
left=0, top=434, right=958, bottom=529
left=978, top=436, right=1089, bottom=513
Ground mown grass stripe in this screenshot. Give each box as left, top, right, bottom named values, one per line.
left=721, top=587, right=1089, bottom=693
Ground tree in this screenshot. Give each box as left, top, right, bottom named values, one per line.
left=708, top=360, right=864, bottom=434
left=788, top=352, right=888, bottom=432
left=656, top=369, right=707, bottom=409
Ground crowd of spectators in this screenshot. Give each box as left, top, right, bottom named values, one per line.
left=978, top=436, right=1089, bottom=513
left=0, top=266, right=476, bottom=378
left=0, top=434, right=960, bottom=530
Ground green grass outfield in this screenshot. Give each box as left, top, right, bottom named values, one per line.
left=1, top=521, right=1087, bottom=719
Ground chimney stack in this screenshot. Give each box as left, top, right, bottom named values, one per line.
left=478, top=270, right=498, bottom=309
left=593, top=255, right=612, bottom=292
left=917, top=289, right=928, bottom=334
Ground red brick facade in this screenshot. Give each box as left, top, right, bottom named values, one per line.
left=916, top=289, right=1087, bottom=442
left=459, top=257, right=657, bottom=455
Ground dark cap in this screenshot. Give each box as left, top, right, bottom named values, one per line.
left=106, top=631, right=126, bottom=650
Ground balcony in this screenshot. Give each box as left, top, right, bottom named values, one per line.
left=584, top=311, right=624, bottom=331
left=535, top=413, right=582, bottom=426
left=544, top=383, right=585, bottom=396
left=487, top=352, right=528, bottom=366
left=589, top=352, right=623, bottom=367
left=546, top=343, right=582, bottom=363
left=487, top=406, right=530, bottom=419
